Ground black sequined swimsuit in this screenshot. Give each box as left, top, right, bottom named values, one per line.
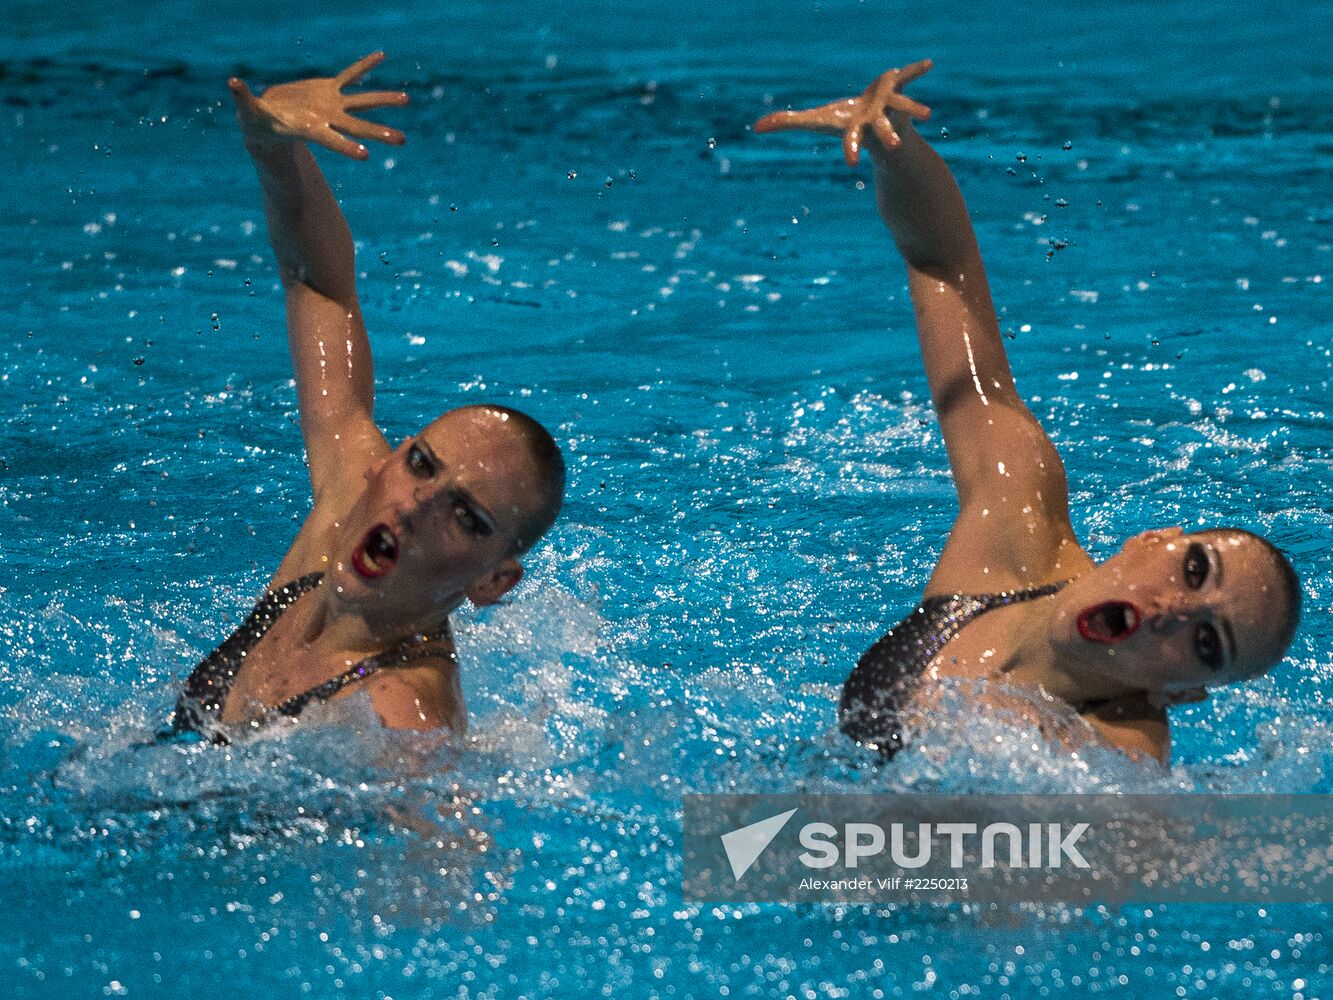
left=840, top=581, right=1068, bottom=758
left=167, top=571, right=453, bottom=741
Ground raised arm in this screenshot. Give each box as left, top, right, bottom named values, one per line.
left=756, top=63, right=1090, bottom=592
left=229, top=53, right=408, bottom=502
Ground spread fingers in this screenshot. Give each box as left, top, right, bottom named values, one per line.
left=344, top=90, right=410, bottom=112
left=895, top=58, right=934, bottom=85
left=316, top=124, right=369, bottom=159
left=335, top=51, right=386, bottom=88
left=334, top=113, right=406, bottom=145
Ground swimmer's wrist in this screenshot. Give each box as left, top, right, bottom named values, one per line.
left=242, top=132, right=307, bottom=170
left=242, top=129, right=300, bottom=153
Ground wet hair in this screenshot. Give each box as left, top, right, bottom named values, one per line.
left=1199, top=526, right=1302, bottom=676
left=456, top=403, right=565, bottom=556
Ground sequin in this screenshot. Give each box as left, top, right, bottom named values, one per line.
left=165, top=572, right=453, bottom=743
left=840, top=581, right=1068, bottom=758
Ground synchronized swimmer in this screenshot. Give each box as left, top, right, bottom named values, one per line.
left=166, top=53, right=1299, bottom=764
left=167, top=53, right=564, bottom=742
left=755, top=61, right=1300, bottom=763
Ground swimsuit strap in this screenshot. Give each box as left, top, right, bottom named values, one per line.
left=173, top=571, right=324, bottom=725
left=272, top=625, right=457, bottom=720
left=840, top=579, right=1071, bottom=754
left=966, top=579, right=1070, bottom=614
left=915, top=579, right=1071, bottom=654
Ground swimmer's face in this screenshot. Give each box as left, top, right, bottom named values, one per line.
left=332, top=407, right=549, bottom=614
left=1050, top=527, right=1295, bottom=696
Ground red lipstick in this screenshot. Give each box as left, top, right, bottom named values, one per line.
left=352, top=523, right=399, bottom=579
left=1077, top=601, right=1142, bottom=644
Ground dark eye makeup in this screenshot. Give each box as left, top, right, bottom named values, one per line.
left=1194, top=622, right=1223, bottom=671
left=406, top=442, right=436, bottom=478
left=1182, top=542, right=1210, bottom=589
left=452, top=496, right=492, bottom=537
left=404, top=441, right=495, bottom=538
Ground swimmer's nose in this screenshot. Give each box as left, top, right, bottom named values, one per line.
left=1148, top=605, right=1193, bottom=635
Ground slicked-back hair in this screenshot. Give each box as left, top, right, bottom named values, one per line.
left=1200, top=526, right=1302, bottom=676
left=456, top=404, right=565, bottom=556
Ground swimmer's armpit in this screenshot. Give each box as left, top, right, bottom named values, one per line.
left=228, top=51, right=408, bottom=161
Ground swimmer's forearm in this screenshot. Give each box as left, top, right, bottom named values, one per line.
left=247, top=142, right=358, bottom=307
left=226, top=58, right=398, bottom=474
left=246, top=139, right=376, bottom=429
left=872, top=119, right=1019, bottom=412
left=871, top=120, right=982, bottom=276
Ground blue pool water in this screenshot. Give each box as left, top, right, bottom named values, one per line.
left=3, top=0, right=1331, bottom=996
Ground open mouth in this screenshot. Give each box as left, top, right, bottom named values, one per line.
left=351, top=523, right=399, bottom=580
left=1077, top=601, right=1141, bottom=644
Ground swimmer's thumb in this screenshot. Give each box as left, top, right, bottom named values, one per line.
left=227, top=77, right=258, bottom=109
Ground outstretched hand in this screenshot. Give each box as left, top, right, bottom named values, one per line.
left=753, top=59, right=933, bottom=167
left=229, top=51, right=408, bottom=160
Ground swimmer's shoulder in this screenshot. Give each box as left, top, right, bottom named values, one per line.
left=924, top=535, right=1093, bottom=598
left=360, top=654, right=467, bottom=736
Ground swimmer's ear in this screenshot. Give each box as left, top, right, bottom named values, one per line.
left=1129, top=526, right=1185, bottom=549
left=466, top=560, right=523, bottom=607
